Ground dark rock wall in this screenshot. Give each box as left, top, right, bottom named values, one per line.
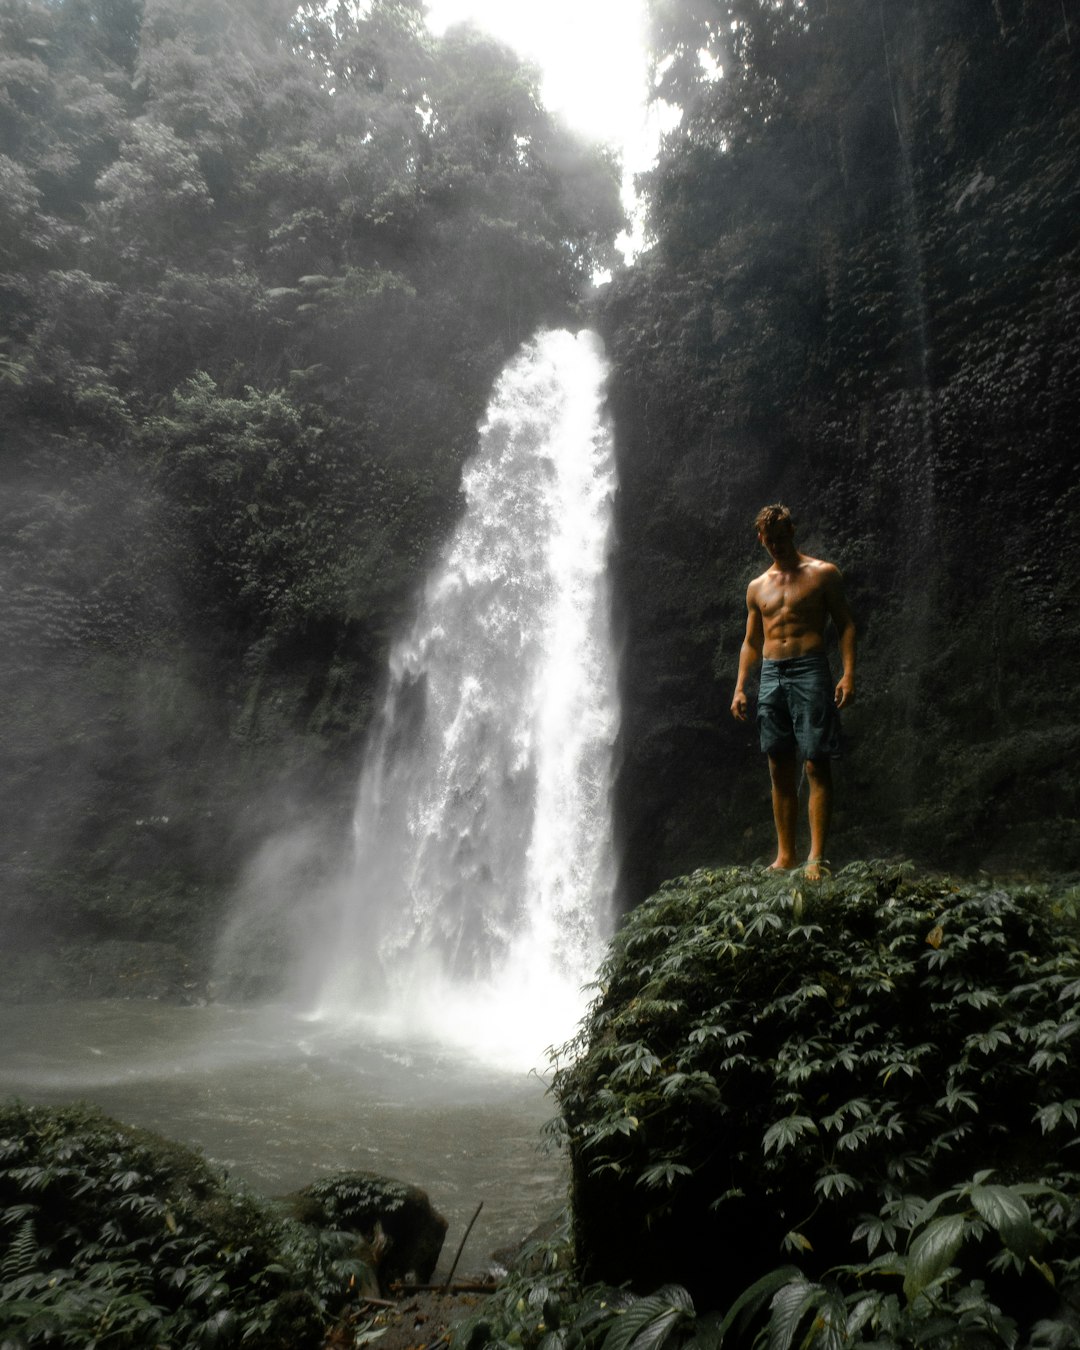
left=600, top=3, right=1080, bottom=902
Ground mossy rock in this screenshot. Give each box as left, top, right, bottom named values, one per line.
left=289, top=1171, right=448, bottom=1287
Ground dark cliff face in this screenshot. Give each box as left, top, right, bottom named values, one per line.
left=601, top=1, right=1080, bottom=903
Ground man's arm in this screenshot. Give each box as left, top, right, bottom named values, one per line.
left=731, top=584, right=764, bottom=721
left=825, top=566, right=856, bottom=708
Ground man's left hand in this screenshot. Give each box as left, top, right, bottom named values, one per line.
left=834, top=676, right=855, bottom=709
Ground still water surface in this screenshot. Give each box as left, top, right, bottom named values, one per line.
left=0, top=1001, right=565, bottom=1277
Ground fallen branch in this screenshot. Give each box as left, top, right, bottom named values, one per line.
left=442, top=1200, right=483, bottom=1291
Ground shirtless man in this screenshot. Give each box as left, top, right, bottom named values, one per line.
left=730, top=504, right=856, bottom=879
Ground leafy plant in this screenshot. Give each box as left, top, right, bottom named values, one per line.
left=720, top=1170, right=1080, bottom=1350
left=0, top=1102, right=379, bottom=1348
left=451, top=1214, right=705, bottom=1350
left=553, top=863, right=1080, bottom=1325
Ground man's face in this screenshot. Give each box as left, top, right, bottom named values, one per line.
left=758, top=524, right=793, bottom=559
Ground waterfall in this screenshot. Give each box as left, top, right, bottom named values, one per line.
left=308, top=329, right=619, bottom=1067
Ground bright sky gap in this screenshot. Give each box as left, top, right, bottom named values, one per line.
left=422, top=0, right=679, bottom=261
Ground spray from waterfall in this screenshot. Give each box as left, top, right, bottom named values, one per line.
left=303, top=329, right=619, bottom=1068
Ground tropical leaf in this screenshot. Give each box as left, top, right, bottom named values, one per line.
left=716, top=1267, right=803, bottom=1344
left=601, top=1285, right=695, bottom=1350
left=637, top=1162, right=694, bottom=1189
left=762, top=1116, right=817, bottom=1155
left=969, top=1184, right=1042, bottom=1260
left=765, top=1275, right=818, bottom=1350
left=814, top=1171, right=858, bottom=1200
left=0, top=1216, right=39, bottom=1279
left=800, top=1290, right=848, bottom=1350
left=903, top=1213, right=964, bottom=1303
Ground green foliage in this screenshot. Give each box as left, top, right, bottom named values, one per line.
left=451, top=1186, right=1080, bottom=1350
left=707, top=1169, right=1080, bottom=1350
left=449, top=1214, right=657, bottom=1350
left=0, top=1102, right=383, bottom=1348
left=554, top=863, right=1080, bottom=1324
left=94, top=120, right=214, bottom=266
left=304, top=1174, right=409, bottom=1224
left=457, top=864, right=1080, bottom=1350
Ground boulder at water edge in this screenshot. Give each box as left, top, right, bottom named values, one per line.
left=289, top=1172, right=448, bottom=1288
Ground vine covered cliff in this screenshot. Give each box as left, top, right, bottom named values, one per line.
left=600, top=0, right=1080, bottom=901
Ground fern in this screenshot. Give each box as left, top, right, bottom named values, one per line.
left=1, top=1216, right=39, bottom=1280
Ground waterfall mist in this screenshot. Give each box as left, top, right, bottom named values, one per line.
left=292, top=329, right=619, bottom=1068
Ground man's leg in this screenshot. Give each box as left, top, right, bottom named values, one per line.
left=767, top=749, right=799, bottom=869
left=804, top=756, right=833, bottom=878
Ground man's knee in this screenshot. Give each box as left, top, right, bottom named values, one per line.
left=804, top=756, right=833, bottom=784
left=768, top=751, right=798, bottom=785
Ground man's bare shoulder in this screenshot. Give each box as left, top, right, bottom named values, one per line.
left=746, top=569, right=772, bottom=601
left=803, top=555, right=842, bottom=583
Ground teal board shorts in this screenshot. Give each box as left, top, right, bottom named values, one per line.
left=757, top=652, right=842, bottom=760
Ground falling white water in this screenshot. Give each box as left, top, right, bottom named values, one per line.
left=309, top=329, right=619, bottom=1069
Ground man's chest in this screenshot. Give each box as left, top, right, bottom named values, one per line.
left=759, top=572, right=824, bottom=617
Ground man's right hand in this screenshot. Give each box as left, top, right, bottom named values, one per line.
left=731, top=690, right=749, bottom=721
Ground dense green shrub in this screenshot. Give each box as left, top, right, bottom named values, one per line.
left=451, top=1187, right=1080, bottom=1350
left=552, top=863, right=1080, bottom=1332
left=0, top=1103, right=381, bottom=1348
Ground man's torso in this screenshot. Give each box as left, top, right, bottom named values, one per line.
left=751, top=554, right=835, bottom=661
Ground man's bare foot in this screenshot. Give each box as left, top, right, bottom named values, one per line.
left=804, top=858, right=831, bottom=881
left=767, top=859, right=797, bottom=872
